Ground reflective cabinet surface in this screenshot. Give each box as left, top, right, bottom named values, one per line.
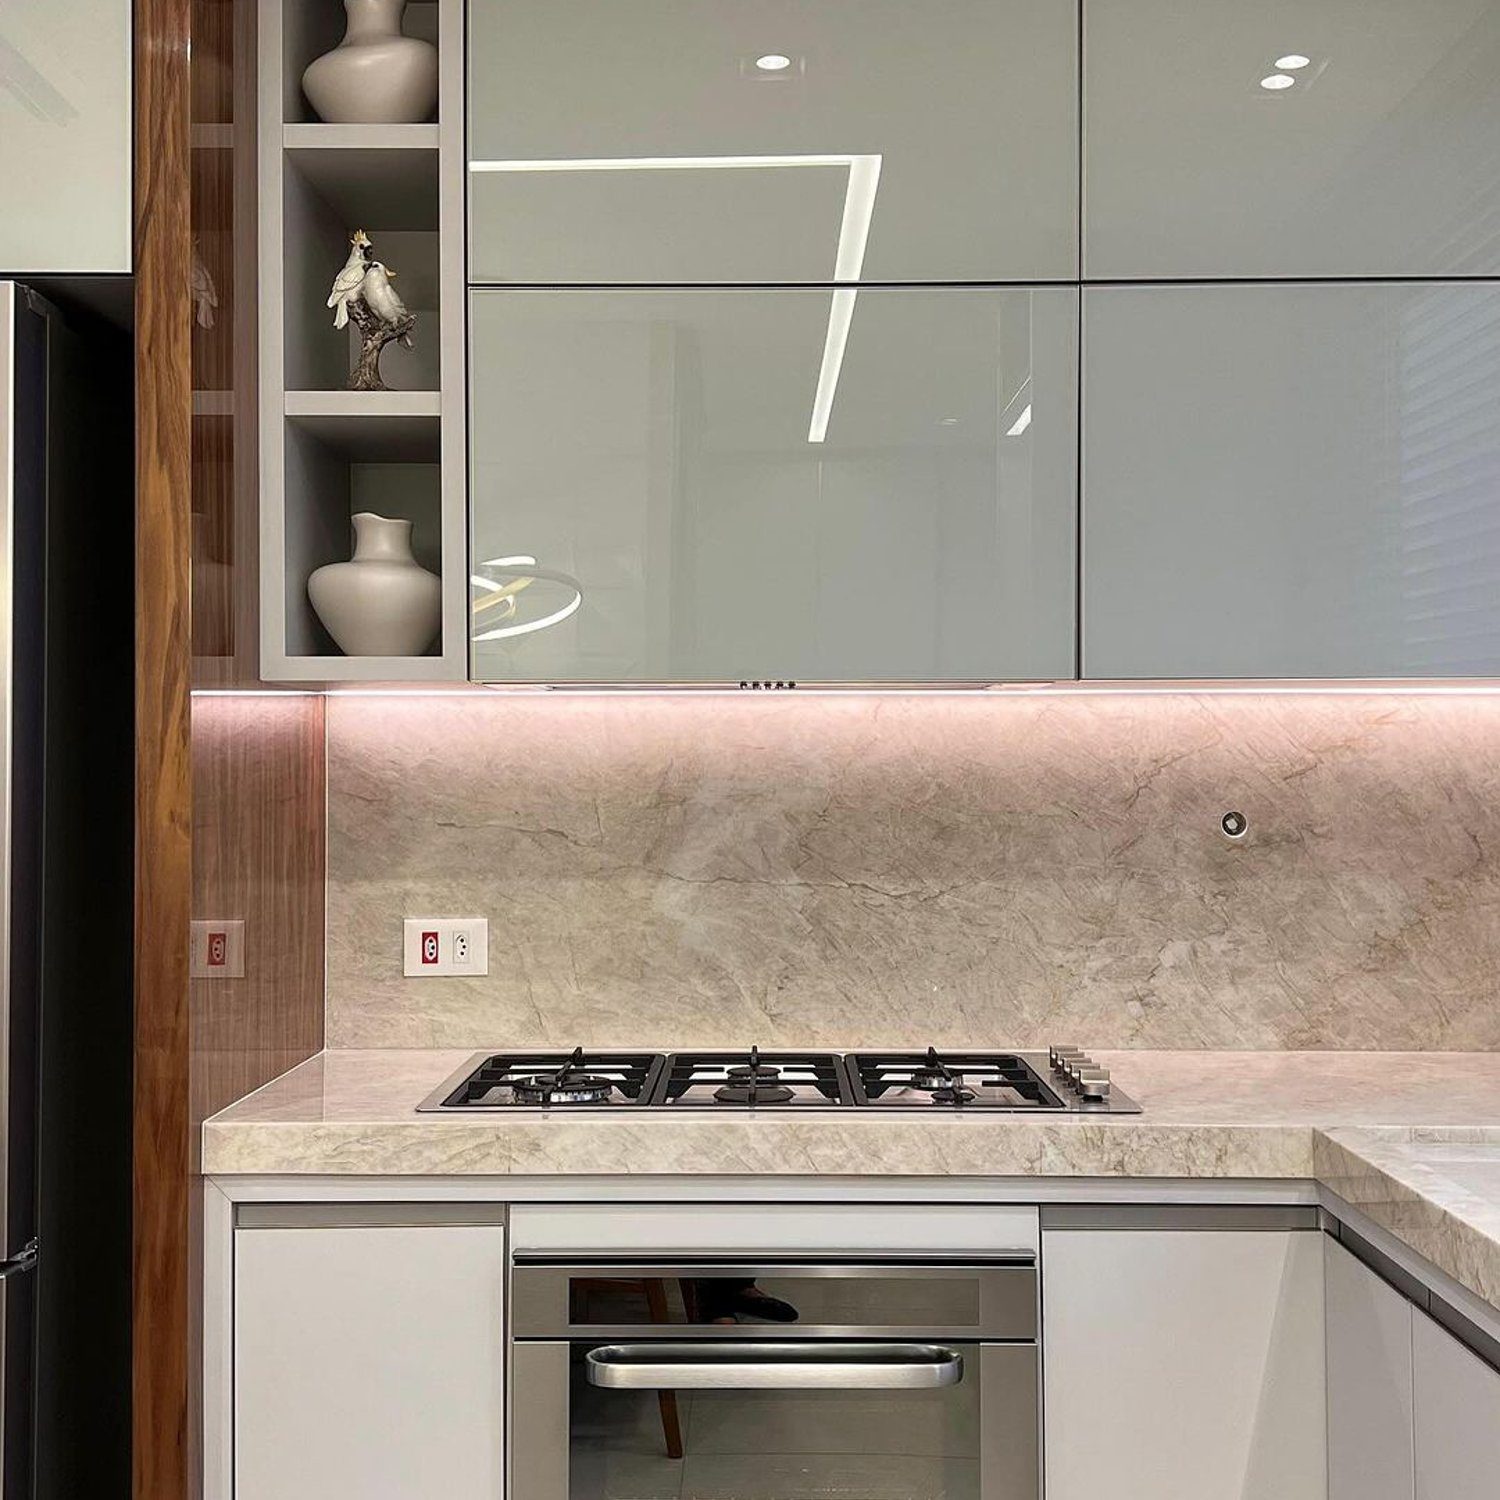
left=1084, top=0, right=1500, bottom=278
left=468, top=0, right=1078, bottom=283
left=0, top=0, right=131, bottom=272
left=1082, top=283, right=1500, bottom=678
left=470, top=287, right=1078, bottom=683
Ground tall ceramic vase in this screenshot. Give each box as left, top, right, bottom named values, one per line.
left=302, top=0, right=439, bottom=125
left=308, top=513, right=442, bottom=657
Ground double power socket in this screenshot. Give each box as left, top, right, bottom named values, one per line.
left=402, top=917, right=490, bottom=976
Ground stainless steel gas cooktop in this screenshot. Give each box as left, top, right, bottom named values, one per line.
left=417, top=1044, right=1140, bottom=1113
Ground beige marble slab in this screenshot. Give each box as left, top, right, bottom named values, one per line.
left=203, top=1048, right=1500, bottom=1181
left=1315, top=1125, right=1500, bottom=1312
left=324, top=694, right=1500, bottom=1051
left=204, top=1049, right=1500, bottom=1316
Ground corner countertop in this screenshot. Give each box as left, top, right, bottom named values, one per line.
left=203, top=1048, right=1500, bottom=1315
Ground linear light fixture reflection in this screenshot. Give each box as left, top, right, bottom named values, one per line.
left=1006, top=404, right=1032, bottom=437
left=469, top=152, right=883, bottom=445
left=471, top=555, right=584, bottom=642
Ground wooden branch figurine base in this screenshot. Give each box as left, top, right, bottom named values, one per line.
left=346, top=299, right=416, bottom=392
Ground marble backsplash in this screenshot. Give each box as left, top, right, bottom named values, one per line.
left=325, top=693, right=1500, bottom=1050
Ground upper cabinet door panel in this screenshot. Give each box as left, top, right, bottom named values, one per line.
left=0, top=0, right=131, bottom=273
left=1084, top=0, right=1500, bottom=278
left=1082, top=283, right=1500, bottom=679
left=469, top=285, right=1077, bottom=683
left=468, top=0, right=1078, bottom=284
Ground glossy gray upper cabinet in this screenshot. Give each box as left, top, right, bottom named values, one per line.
left=1084, top=0, right=1500, bottom=278
left=1082, top=283, right=1500, bottom=679
left=468, top=1, right=1078, bottom=284
left=470, top=286, right=1077, bottom=683
left=0, top=0, right=131, bottom=273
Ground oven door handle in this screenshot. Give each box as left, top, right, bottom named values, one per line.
left=585, top=1341, right=964, bottom=1390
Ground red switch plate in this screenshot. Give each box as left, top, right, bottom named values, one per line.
left=207, top=931, right=228, bottom=967
left=420, top=930, right=440, bottom=965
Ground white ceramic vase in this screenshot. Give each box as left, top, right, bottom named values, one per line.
left=302, top=0, right=438, bottom=125
left=308, top=513, right=442, bottom=657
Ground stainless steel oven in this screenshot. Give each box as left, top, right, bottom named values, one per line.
left=511, top=1255, right=1040, bottom=1500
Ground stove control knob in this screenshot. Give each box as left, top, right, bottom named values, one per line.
left=1076, top=1068, right=1111, bottom=1101
left=1050, top=1046, right=1084, bottom=1069
left=1064, top=1055, right=1093, bottom=1085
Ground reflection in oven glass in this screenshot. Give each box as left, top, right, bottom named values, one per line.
left=568, top=1347, right=982, bottom=1500
left=567, top=1277, right=980, bottom=1329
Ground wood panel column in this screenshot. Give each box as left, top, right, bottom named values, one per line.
left=134, top=0, right=195, bottom=1494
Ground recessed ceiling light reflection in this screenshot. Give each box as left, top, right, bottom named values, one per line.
left=1275, top=54, right=1310, bottom=69
left=1260, top=73, right=1296, bottom=90
left=755, top=53, right=792, bottom=71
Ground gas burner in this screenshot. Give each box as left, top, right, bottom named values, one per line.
left=713, top=1047, right=795, bottom=1104
left=504, top=1047, right=618, bottom=1105
left=662, top=1049, right=851, bottom=1108
left=420, top=1048, right=663, bottom=1109
left=509, top=1071, right=615, bottom=1106
left=929, top=1080, right=976, bottom=1105
left=907, top=1046, right=961, bottom=1092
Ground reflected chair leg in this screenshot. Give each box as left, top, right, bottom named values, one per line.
left=643, top=1278, right=685, bottom=1458
left=656, top=1390, right=684, bottom=1460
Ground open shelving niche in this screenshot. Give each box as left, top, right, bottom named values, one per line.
left=258, top=0, right=467, bottom=681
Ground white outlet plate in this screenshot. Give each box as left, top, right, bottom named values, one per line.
left=191, top=919, right=245, bottom=979
left=403, top=918, right=489, bottom=977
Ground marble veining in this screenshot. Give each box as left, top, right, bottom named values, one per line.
left=326, top=694, right=1500, bottom=1049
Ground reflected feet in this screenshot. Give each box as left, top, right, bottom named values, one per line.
left=693, top=1278, right=800, bottom=1325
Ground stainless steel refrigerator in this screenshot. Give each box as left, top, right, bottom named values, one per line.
left=0, top=281, right=132, bottom=1499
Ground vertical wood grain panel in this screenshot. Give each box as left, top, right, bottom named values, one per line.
left=134, top=0, right=194, bottom=1497
left=191, top=694, right=325, bottom=1130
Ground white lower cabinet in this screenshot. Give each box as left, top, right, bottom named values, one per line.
left=233, top=1217, right=506, bottom=1500
left=1042, top=1226, right=1326, bottom=1500
left=1413, top=1309, right=1500, bottom=1500
left=1325, top=1238, right=1414, bottom=1500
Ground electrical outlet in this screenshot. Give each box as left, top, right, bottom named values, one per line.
left=403, top=918, right=488, bottom=977
left=191, top=919, right=245, bottom=979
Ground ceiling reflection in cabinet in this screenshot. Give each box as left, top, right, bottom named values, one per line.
left=467, top=0, right=1078, bottom=283
left=469, top=287, right=1077, bottom=684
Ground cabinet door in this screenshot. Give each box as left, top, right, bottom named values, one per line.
left=1413, top=1311, right=1500, bottom=1500
left=1326, top=1240, right=1414, bottom=1500
left=1042, top=1228, right=1326, bottom=1500
left=0, top=0, right=131, bottom=272
left=469, top=286, right=1078, bottom=684
left=468, top=0, right=1077, bottom=283
left=1082, top=282, right=1500, bottom=678
left=1084, top=0, right=1500, bottom=278
left=235, top=1222, right=506, bottom=1500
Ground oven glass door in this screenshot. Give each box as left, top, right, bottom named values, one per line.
left=514, top=1339, right=1038, bottom=1500
left=511, top=1262, right=1036, bottom=1341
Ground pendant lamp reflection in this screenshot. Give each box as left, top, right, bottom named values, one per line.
left=470, top=555, right=584, bottom=642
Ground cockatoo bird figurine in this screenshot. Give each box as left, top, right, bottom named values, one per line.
left=326, top=229, right=372, bottom=330
left=360, top=261, right=414, bottom=348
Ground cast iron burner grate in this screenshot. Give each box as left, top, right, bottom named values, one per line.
left=659, top=1048, right=852, bottom=1107
left=438, top=1047, right=663, bottom=1108
left=847, top=1049, right=1067, bottom=1110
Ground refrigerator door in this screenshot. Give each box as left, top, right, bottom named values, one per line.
left=1, top=1253, right=36, bottom=1499
left=1, top=279, right=44, bottom=1265
left=0, top=278, right=45, bottom=1499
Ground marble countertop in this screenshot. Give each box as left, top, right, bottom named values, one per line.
left=203, top=1049, right=1500, bottom=1315
left=203, top=1047, right=1500, bottom=1180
